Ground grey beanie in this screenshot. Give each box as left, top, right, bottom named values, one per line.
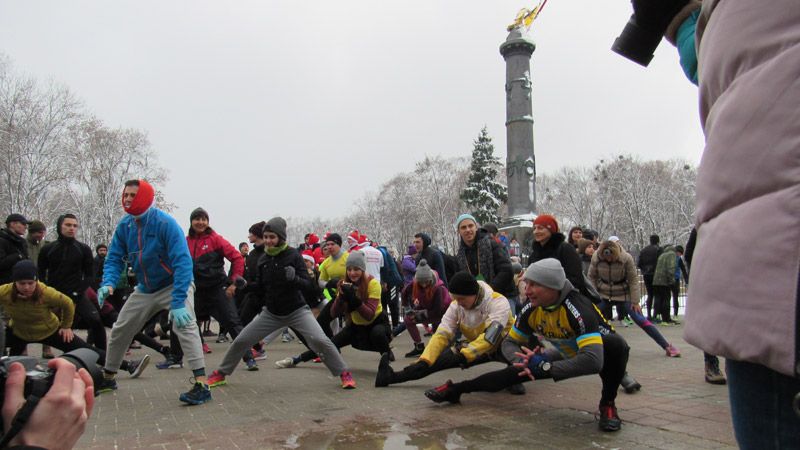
left=346, top=250, right=367, bottom=272
left=415, top=259, right=435, bottom=284
left=263, top=216, right=287, bottom=241
left=523, top=258, right=567, bottom=290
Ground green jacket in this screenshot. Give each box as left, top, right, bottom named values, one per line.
left=652, top=245, right=677, bottom=287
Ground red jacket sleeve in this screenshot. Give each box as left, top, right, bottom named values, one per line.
left=216, top=234, right=245, bottom=280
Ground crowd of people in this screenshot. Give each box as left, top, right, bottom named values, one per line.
left=0, top=2, right=798, bottom=448
left=0, top=180, right=702, bottom=439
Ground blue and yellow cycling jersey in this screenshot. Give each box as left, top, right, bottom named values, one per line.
left=508, top=293, right=613, bottom=359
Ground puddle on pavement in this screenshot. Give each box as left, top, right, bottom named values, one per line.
left=282, top=416, right=489, bottom=449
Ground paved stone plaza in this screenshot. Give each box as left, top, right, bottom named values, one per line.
left=76, top=322, right=735, bottom=449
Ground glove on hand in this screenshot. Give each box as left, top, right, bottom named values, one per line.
left=526, top=353, right=552, bottom=379
left=284, top=266, right=296, bottom=282
left=170, top=307, right=193, bottom=329
left=325, top=278, right=340, bottom=290
left=340, top=284, right=361, bottom=310
left=97, top=286, right=111, bottom=307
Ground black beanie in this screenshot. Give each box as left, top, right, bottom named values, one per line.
left=326, top=233, right=343, bottom=247
left=12, top=260, right=38, bottom=281
left=263, top=217, right=287, bottom=241
left=448, top=271, right=479, bottom=296
left=190, top=207, right=209, bottom=221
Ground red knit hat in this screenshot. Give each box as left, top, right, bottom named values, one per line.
left=307, top=233, right=319, bottom=245
left=123, top=179, right=155, bottom=216
left=534, top=214, right=559, bottom=233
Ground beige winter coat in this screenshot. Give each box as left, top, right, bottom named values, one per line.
left=588, top=241, right=640, bottom=303
left=684, top=0, right=800, bottom=377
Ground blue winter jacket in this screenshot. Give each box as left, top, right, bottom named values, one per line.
left=102, top=208, right=194, bottom=309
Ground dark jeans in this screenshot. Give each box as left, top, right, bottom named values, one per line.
left=653, top=285, right=674, bottom=322
left=171, top=285, right=251, bottom=362
left=727, top=359, right=800, bottom=450
left=299, top=314, right=391, bottom=362
left=71, top=293, right=107, bottom=352
left=599, top=301, right=629, bottom=322
left=453, top=333, right=629, bottom=405
left=670, top=283, right=681, bottom=317
left=643, top=274, right=655, bottom=318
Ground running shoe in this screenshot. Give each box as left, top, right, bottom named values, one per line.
left=281, top=330, right=295, bottom=343
left=127, top=354, right=151, bottom=378
left=202, top=343, right=212, bottom=354
left=207, top=370, right=227, bottom=387
left=251, top=348, right=267, bottom=360
left=215, top=334, right=229, bottom=343
left=156, top=355, right=183, bottom=369
left=665, top=344, right=681, bottom=357
left=98, top=378, right=118, bottom=393
left=424, top=380, right=461, bottom=404
left=275, top=357, right=296, bottom=369
left=179, top=382, right=212, bottom=405
left=312, top=357, right=322, bottom=363
left=598, top=402, right=622, bottom=432
left=245, top=359, right=259, bottom=371
left=340, top=371, right=356, bottom=389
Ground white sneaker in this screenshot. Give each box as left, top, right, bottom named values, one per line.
left=275, top=357, right=296, bottom=369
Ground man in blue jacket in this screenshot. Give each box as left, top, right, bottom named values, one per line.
left=96, top=179, right=211, bottom=405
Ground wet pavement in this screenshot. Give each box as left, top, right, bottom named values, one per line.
left=74, top=321, right=735, bottom=449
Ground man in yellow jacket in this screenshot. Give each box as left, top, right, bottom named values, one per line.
left=375, top=271, right=513, bottom=388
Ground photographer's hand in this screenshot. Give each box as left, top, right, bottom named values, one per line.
left=2, top=359, right=94, bottom=450
left=59, top=328, right=75, bottom=343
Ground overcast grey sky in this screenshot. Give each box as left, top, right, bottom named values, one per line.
left=0, top=1, right=704, bottom=244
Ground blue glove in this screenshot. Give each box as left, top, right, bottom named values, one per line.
left=527, top=353, right=552, bottom=379
left=169, top=307, right=194, bottom=329
left=97, top=286, right=111, bottom=307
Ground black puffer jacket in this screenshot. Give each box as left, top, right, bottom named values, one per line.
left=38, top=217, right=94, bottom=297
left=529, top=232, right=586, bottom=294
left=256, top=246, right=313, bottom=316
left=0, top=228, right=28, bottom=284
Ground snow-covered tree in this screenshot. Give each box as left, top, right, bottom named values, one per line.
left=460, top=127, right=508, bottom=224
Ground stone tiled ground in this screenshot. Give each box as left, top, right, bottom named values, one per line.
left=74, top=320, right=735, bottom=449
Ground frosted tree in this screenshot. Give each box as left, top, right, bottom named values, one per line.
left=460, top=127, right=508, bottom=225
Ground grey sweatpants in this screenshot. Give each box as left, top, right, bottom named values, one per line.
left=218, top=306, right=347, bottom=377
left=105, top=284, right=205, bottom=372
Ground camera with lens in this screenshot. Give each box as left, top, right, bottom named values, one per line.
left=0, top=348, right=103, bottom=405
left=611, top=0, right=692, bottom=66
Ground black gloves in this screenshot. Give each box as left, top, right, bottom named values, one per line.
left=325, top=278, right=340, bottom=290
left=340, top=283, right=361, bottom=310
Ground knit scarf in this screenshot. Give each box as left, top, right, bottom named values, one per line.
left=457, top=236, right=495, bottom=283
left=266, top=243, right=288, bottom=256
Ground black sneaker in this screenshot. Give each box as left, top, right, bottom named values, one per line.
left=156, top=355, right=183, bottom=369
left=598, top=402, right=622, bottom=432
left=179, top=382, right=212, bottom=405
left=127, top=354, right=151, bottom=378
left=506, top=383, right=526, bottom=395
left=215, top=334, right=229, bottom=344
left=374, top=352, right=394, bottom=388
left=620, top=372, right=642, bottom=394
left=98, top=378, right=118, bottom=393
left=424, top=380, right=461, bottom=404
left=404, top=343, right=425, bottom=358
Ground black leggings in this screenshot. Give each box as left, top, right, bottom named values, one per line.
left=101, top=307, right=167, bottom=355
left=452, top=333, right=629, bottom=404
left=299, top=314, right=391, bottom=362
left=388, top=347, right=497, bottom=385
left=71, top=293, right=107, bottom=352
left=5, top=327, right=132, bottom=371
